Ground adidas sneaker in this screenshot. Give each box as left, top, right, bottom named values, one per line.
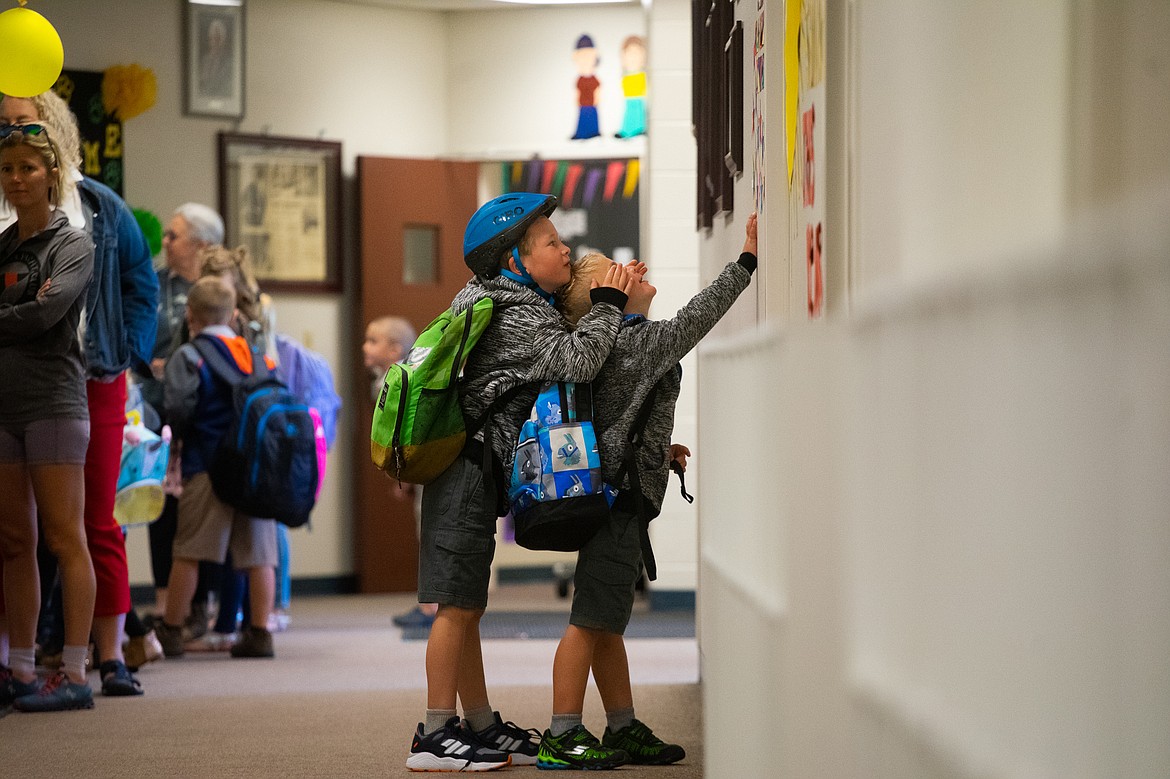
left=473, top=711, right=541, bottom=766
left=406, top=715, right=510, bottom=772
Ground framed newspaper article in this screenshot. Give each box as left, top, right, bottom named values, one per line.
left=218, top=132, right=343, bottom=293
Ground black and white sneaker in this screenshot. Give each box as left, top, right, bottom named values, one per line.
left=406, top=715, right=511, bottom=772
left=473, top=711, right=541, bottom=766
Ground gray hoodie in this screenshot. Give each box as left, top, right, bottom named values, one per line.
left=452, top=274, right=625, bottom=471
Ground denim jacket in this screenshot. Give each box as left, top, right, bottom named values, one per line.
left=78, top=177, right=158, bottom=378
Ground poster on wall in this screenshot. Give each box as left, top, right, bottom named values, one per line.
left=54, top=70, right=125, bottom=196
left=501, top=158, right=640, bottom=264
left=797, top=0, right=826, bottom=319
left=753, top=2, right=766, bottom=213
left=569, top=32, right=647, bottom=141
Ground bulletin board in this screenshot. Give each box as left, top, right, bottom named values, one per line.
left=53, top=70, right=124, bottom=195
left=500, top=157, right=640, bottom=264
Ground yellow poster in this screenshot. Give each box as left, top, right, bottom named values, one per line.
left=785, top=0, right=802, bottom=186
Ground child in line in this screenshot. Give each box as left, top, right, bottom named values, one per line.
left=362, top=315, right=435, bottom=629
left=406, top=192, right=636, bottom=772
left=363, top=316, right=416, bottom=401
left=184, top=247, right=277, bottom=652
left=155, top=277, right=279, bottom=660
left=536, top=213, right=759, bottom=769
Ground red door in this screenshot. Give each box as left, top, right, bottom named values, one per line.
left=354, top=157, right=479, bottom=592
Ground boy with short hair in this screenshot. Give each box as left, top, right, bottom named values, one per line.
left=538, top=213, right=758, bottom=769
left=361, top=314, right=435, bottom=629
left=155, top=276, right=279, bottom=660
left=405, top=193, right=635, bottom=772
left=363, top=315, right=416, bottom=401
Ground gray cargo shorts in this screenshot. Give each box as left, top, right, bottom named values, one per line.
left=418, top=453, right=497, bottom=610
left=570, top=505, right=643, bottom=635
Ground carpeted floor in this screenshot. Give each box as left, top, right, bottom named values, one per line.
left=403, top=608, right=696, bottom=642
left=1, top=587, right=704, bottom=778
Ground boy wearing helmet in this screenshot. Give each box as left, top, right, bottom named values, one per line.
left=405, top=193, right=635, bottom=772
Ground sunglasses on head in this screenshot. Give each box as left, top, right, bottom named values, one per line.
left=0, top=123, right=49, bottom=140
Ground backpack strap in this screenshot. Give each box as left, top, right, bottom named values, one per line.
left=468, top=381, right=533, bottom=521
left=669, top=461, right=695, bottom=504
left=192, top=334, right=269, bottom=387
left=618, top=383, right=662, bottom=582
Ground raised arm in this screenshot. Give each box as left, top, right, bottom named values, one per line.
left=618, top=213, right=758, bottom=374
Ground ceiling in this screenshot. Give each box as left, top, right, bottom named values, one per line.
left=332, top=0, right=638, bottom=11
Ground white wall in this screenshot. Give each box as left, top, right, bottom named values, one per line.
left=446, top=6, right=646, bottom=161
left=697, top=0, right=1170, bottom=775
left=701, top=194, right=1170, bottom=777
left=636, top=0, right=702, bottom=596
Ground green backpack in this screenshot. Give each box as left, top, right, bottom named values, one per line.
left=371, top=298, right=497, bottom=484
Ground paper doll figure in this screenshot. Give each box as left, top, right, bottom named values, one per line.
left=571, top=34, right=601, bottom=140
left=616, top=35, right=647, bottom=138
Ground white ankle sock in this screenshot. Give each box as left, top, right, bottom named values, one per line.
left=62, top=645, right=88, bottom=682
left=9, top=646, right=35, bottom=679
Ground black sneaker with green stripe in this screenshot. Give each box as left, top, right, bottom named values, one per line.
left=536, top=724, right=628, bottom=770
left=601, top=719, right=686, bottom=765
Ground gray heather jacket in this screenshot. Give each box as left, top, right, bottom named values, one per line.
left=452, top=275, right=624, bottom=470
left=595, top=259, right=753, bottom=516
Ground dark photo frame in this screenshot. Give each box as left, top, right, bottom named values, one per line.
left=184, top=0, right=245, bottom=119
left=725, top=21, right=745, bottom=177
left=218, top=133, right=343, bottom=293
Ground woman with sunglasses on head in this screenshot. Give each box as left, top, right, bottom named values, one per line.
left=0, top=91, right=158, bottom=701
left=0, top=122, right=98, bottom=711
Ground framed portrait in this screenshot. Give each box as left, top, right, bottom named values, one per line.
left=184, top=0, right=245, bottom=119
left=218, top=133, right=343, bottom=293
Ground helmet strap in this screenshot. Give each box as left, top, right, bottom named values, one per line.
left=502, top=247, right=553, bottom=304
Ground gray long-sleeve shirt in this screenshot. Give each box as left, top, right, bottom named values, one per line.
left=0, top=210, right=94, bottom=425
left=594, top=259, right=753, bottom=515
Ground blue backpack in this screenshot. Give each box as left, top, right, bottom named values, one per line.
left=193, top=336, right=320, bottom=528
left=507, top=382, right=616, bottom=551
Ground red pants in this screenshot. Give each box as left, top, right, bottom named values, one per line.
left=0, top=376, right=130, bottom=617
left=85, top=375, right=132, bottom=617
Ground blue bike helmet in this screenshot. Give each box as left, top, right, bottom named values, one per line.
left=463, top=193, right=558, bottom=277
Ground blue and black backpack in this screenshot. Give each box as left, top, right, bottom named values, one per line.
left=193, top=336, right=320, bottom=528
left=507, top=381, right=617, bottom=551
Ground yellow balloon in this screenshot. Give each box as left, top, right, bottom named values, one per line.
left=0, top=7, right=65, bottom=98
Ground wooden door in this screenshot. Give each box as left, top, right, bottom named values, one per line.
left=354, top=157, right=479, bottom=592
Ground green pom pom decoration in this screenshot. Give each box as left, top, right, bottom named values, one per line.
left=132, top=208, right=163, bottom=257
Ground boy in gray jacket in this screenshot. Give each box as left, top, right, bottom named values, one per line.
left=406, top=193, right=635, bottom=772
left=536, top=214, right=758, bottom=769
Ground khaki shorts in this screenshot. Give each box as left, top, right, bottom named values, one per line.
left=173, top=472, right=278, bottom=568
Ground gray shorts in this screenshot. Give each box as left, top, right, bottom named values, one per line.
left=173, top=472, right=278, bottom=568
left=570, top=505, right=643, bottom=635
left=418, top=454, right=496, bottom=610
left=0, top=417, right=90, bottom=465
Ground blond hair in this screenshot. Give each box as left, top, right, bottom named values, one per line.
left=555, top=252, right=612, bottom=327
left=0, top=90, right=80, bottom=204
left=0, top=129, right=69, bottom=207
left=187, top=275, right=236, bottom=328
left=200, top=244, right=263, bottom=323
